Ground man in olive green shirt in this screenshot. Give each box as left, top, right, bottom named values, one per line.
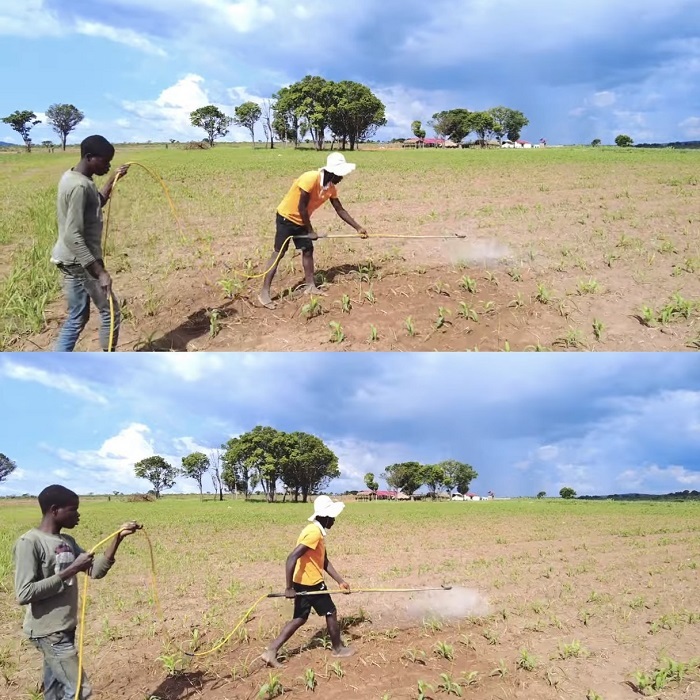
left=51, top=134, right=129, bottom=351
left=13, top=484, right=139, bottom=699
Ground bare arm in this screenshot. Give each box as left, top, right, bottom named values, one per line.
left=331, top=198, right=367, bottom=236
left=98, top=165, right=130, bottom=207
left=91, top=521, right=141, bottom=579
left=324, top=553, right=350, bottom=592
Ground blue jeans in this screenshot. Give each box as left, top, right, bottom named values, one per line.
left=54, top=264, right=120, bottom=352
left=30, top=630, right=92, bottom=700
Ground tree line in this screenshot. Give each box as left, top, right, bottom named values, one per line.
left=132, top=427, right=479, bottom=503
left=190, top=75, right=387, bottom=151
left=364, top=459, right=479, bottom=497
left=1, top=104, right=84, bottom=152
left=411, top=106, right=530, bottom=145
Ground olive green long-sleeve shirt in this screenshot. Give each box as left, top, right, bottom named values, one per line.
left=13, top=528, right=114, bottom=638
left=51, top=169, right=104, bottom=268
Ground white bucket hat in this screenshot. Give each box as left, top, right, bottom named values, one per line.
left=308, top=494, right=345, bottom=521
left=324, top=152, right=356, bottom=177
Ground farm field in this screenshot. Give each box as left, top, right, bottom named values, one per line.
left=1, top=145, right=699, bottom=352
left=1, top=497, right=699, bottom=699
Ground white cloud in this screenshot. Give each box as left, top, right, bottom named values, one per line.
left=591, top=90, right=616, bottom=107
left=200, top=0, right=276, bottom=32
left=74, top=20, right=166, bottom=56
left=158, top=353, right=226, bottom=382
left=617, top=464, right=700, bottom=490
left=0, top=1, right=165, bottom=55
left=679, top=116, right=700, bottom=137
left=0, top=360, right=107, bottom=405
left=120, top=74, right=264, bottom=141
left=536, top=445, right=559, bottom=461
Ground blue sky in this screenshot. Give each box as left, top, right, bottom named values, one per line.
left=1, top=1, right=700, bottom=146
left=1, top=353, right=699, bottom=498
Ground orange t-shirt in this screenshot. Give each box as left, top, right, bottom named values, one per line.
left=293, top=523, right=326, bottom=585
left=277, top=170, right=338, bottom=226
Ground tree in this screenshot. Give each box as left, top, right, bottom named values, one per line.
left=222, top=426, right=286, bottom=502
left=430, top=109, right=472, bottom=143
left=234, top=101, right=262, bottom=146
left=1, top=110, right=41, bottom=152
left=364, top=472, right=379, bottom=492
left=209, top=449, right=224, bottom=501
left=591, top=138, right=602, bottom=147
left=190, top=105, right=232, bottom=147
left=381, top=462, right=425, bottom=496
left=260, top=99, right=275, bottom=149
left=423, top=464, right=451, bottom=498
left=272, top=85, right=300, bottom=146
left=181, top=452, right=210, bottom=500
left=281, top=432, right=340, bottom=502
left=328, top=81, right=386, bottom=150
left=46, top=103, right=84, bottom=151
left=438, top=460, right=478, bottom=495
left=488, top=106, right=529, bottom=142
left=615, top=134, right=633, bottom=147
left=0, top=453, right=17, bottom=483
left=559, top=487, right=576, bottom=499
left=411, top=120, right=426, bottom=140
left=134, top=456, right=177, bottom=498
left=537, top=491, right=546, bottom=499
left=470, top=111, right=496, bottom=146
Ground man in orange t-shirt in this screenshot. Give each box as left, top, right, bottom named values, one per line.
left=261, top=495, right=352, bottom=667
left=258, top=152, right=368, bottom=309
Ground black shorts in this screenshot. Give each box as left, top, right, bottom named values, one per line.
left=293, top=581, right=336, bottom=620
left=275, top=213, right=313, bottom=253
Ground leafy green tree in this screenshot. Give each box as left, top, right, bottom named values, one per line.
left=591, top=138, right=602, bottom=147
left=234, top=101, right=262, bottom=145
left=190, top=105, right=232, bottom=147
left=328, top=80, right=386, bottom=150
left=0, top=453, right=17, bottom=483
left=381, top=462, right=425, bottom=496
left=411, top=120, right=426, bottom=139
left=1, top=110, right=41, bottom=152
left=537, top=491, right=546, bottom=499
left=438, top=460, right=478, bottom=495
left=181, top=452, right=210, bottom=500
left=423, top=464, right=451, bottom=498
left=46, top=103, right=84, bottom=150
left=272, top=85, right=300, bottom=146
left=364, top=472, right=379, bottom=492
left=470, top=111, right=496, bottom=145
left=559, top=486, right=576, bottom=499
left=134, top=456, right=178, bottom=498
left=281, top=432, right=340, bottom=502
left=488, top=106, right=529, bottom=142
left=615, top=134, right=633, bottom=147
left=430, top=109, right=472, bottom=143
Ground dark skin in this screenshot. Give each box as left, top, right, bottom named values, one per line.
left=258, top=170, right=368, bottom=309
left=39, top=498, right=140, bottom=578
left=262, top=516, right=352, bottom=667
left=73, top=154, right=130, bottom=297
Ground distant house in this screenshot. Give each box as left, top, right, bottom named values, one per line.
left=466, top=492, right=481, bottom=501
left=451, top=493, right=464, bottom=501
left=375, top=490, right=398, bottom=500
left=444, top=140, right=461, bottom=149
left=355, top=490, right=374, bottom=501
left=402, top=137, right=423, bottom=148
left=501, top=140, right=515, bottom=148
left=423, top=138, right=445, bottom=148
left=516, top=139, right=532, bottom=149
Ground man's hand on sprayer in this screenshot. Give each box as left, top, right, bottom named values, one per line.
left=356, top=227, right=368, bottom=239
left=285, top=586, right=296, bottom=599
left=113, top=164, right=130, bottom=181
left=118, top=521, right=141, bottom=539
left=339, top=580, right=351, bottom=594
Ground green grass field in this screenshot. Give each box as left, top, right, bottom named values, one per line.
left=1, top=144, right=699, bottom=351
left=1, top=496, right=699, bottom=698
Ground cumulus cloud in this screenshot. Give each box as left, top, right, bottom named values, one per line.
left=0, top=359, right=107, bottom=405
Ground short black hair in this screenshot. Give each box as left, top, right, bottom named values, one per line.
left=38, top=485, right=79, bottom=514
left=80, top=135, right=115, bottom=160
